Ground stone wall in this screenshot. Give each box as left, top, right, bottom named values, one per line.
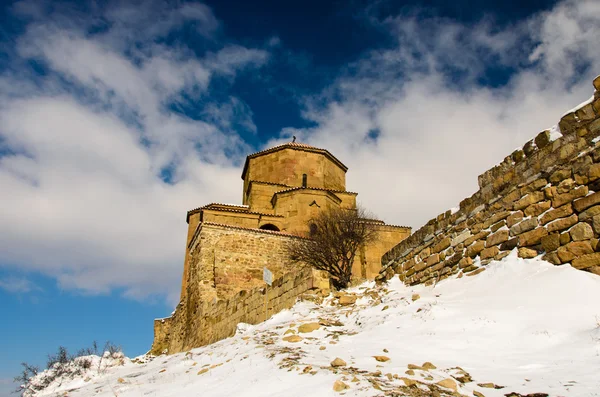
left=153, top=223, right=328, bottom=355
left=151, top=266, right=315, bottom=355
left=378, top=77, right=600, bottom=285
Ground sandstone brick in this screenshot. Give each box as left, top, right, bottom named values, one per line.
left=432, top=237, right=451, bottom=253
left=573, top=191, right=600, bottom=212
left=451, top=230, right=471, bottom=247
left=534, top=130, right=551, bottom=149
left=549, top=169, right=572, bottom=184
left=557, top=246, right=576, bottom=263
left=552, top=186, right=588, bottom=208
left=542, top=251, right=561, bottom=265
left=578, top=205, right=600, bottom=222
left=521, top=178, right=548, bottom=195
left=483, top=211, right=511, bottom=228
left=518, top=247, right=538, bottom=258
left=593, top=215, right=600, bottom=235
left=480, top=246, right=499, bottom=260
left=560, top=232, right=571, bottom=245
left=541, top=234, right=560, bottom=252
left=566, top=241, right=593, bottom=257
left=588, top=164, right=600, bottom=182
left=427, top=254, right=440, bottom=267
left=419, top=248, right=431, bottom=260
left=510, top=218, right=539, bottom=236
left=524, top=201, right=551, bottom=217
left=495, top=251, right=511, bottom=261
left=500, top=237, right=519, bottom=251
left=458, top=257, right=473, bottom=269
left=547, top=214, right=578, bottom=233
left=540, top=203, right=573, bottom=225
left=594, top=75, right=600, bottom=91
left=506, top=211, right=524, bottom=228
left=518, top=227, right=548, bottom=247
left=570, top=222, right=594, bottom=241
left=576, top=103, right=596, bottom=122
left=572, top=252, right=600, bottom=270
left=514, top=191, right=545, bottom=211
left=466, top=241, right=486, bottom=258
left=557, top=178, right=576, bottom=194
left=464, top=231, right=490, bottom=247
left=490, top=220, right=506, bottom=232
left=486, top=230, right=509, bottom=247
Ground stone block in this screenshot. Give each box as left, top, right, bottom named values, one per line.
left=480, top=246, right=499, bottom=260
left=570, top=222, right=594, bottom=241
left=523, top=140, right=536, bottom=155
left=588, top=164, right=600, bottom=182
left=518, top=227, right=548, bottom=247
left=486, top=230, right=509, bottom=247
left=518, top=247, right=538, bottom=258
left=566, top=241, right=593, bottom=257
left=573, top=191, right=600, bottom=212
left=514, top=191, right=545, bottom=211
left=524, top=201, right=551, bottom=217
left=594, top=75, right=600, bottom=91
left=510, top=218, right=539, bottom=236
left=572, top=252, right=600, bottom=270
left=490, top=220, right=506, bottom=232
left=547, top=214, right=578, bottom=233
left=557, top=246, right=576, bottom=263
left=540, top=203, right=573, bottom=225
left=483, top=211, right=511, bottom=228
left=576, top=103, right=596, bottom=122
left=464, top=231, right=490, bottom=246
left=549, top=169, right=572, bottom=184
left=432, top=237, right=451, bottom=253
left=560, top=232, right=571, bottom=245
left=458, top=257, right=473, bottom=269
left=500, top=237, right=519, bottom=251
left=552, top=186, right=588, bottom=208
left=495, top=251, right=511, bottom=261
left=466, top=241, right=485, bottom=258
left=557, top=178, right=576, bottom=194
left=541, top=234, right=560, bottom=252
left=578, top=205, right=600, bottom=222
left=542, top=252, right=561, bottom=265
left=427, top=254, right=440, bottom=267
left=451, top=230, right=471, bottom=247
left=506, top=211, right=524, bottom=228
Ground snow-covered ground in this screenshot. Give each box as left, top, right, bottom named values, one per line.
left=31, top=251, right=600, bottom=397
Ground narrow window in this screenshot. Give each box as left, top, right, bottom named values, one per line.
left=302, top=173, right=307, bottom=187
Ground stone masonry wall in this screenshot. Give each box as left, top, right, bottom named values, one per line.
left=377, top=77, right=600, bottom=285
left=152, top=223, right=327, bottom=355
left=151, top=266, right=315, bottom=355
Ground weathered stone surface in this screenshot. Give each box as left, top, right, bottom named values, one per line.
left=557, top=178, right=576, bottom=194
left=411, top=294, right=420, bottom=301
left=540, top=203, right=573, bottom=225
left=486, top=230, right=509, bottom=247
left=283, top=335, right=303, bottom=343
left=572, top=253, right=600, bottom=270
left=543, top=251, right=561, bottom=265
left=593, top=215, right=600, bottom=235
left=422, top=362, right=436, bottom=370
left=432, top=237, right=451, bottom=253
left=333, top=380, right=349, bottom=392
left=514, top=191, right=545, bottom=211
left=557, top=246, right=576, bottom=263
left=524, top=201, right=551, bottom=217
left=458, top=257, right=473, bottom=268
left=426, top=254, right=440, bottom=267
left=490, top=220, right=506, bottom=232
left=552, top=186, right=588, bottom=208
left=566, top=241, right=593, bottom=257
left=570, top=222, right=594, bottom=241
left=578, top=205, right=600, bottom=222
left=330, top=357, right=347, bottom=367
left=500, top=237, right=519, bottom=251
left=534, top=130, right=551, bottom=149
left=549, top=168, right=572, bottom=184
left=480, top=247, right=499, bottom=260
left=560, top=232, right=571, bottom=245
left=588, top=163, right=600, bottom=181
left=518, top=227, right=548, bottom=246
left=373, top=356, right=390, bottom=362
left=436, top=378, right=457, bottom=391
left=573, top=191, right=600, bottom=212
left=495, top=251, right=511, bottom=261
left=451, top=230, right=471, bottom=247
left=466, top=241, right=486, bottom=258
left=483, top=211, right=511, bottom=228
left=547, top=214, right=578, bottom=233
left=506, top=211, right=524, bottom=228
left=518, top=247, right=538, bottom=258
left=464, top=231, right=490, bottom=247
left=466, top=267, right=486, bottom=276
left=510, top=218, right=539, bottom=236
left=541, top=234, right=560, bottom=252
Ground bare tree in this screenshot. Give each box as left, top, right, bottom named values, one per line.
left=288, top=206, right=378, bottom=290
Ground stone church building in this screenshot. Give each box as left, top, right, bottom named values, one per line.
left=153, top=142, right=409, bottom=354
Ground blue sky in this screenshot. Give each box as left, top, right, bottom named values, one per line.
left=0, top=0, right=599, bottom=394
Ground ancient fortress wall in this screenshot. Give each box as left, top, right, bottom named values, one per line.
left=152, top=223, right=325, bottom=354
left=152, top=266, right=315, bottom=355
left=378, top=77, right=600, bottom=285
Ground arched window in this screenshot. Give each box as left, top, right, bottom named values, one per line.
left=259, top=223, right=280, bottom=231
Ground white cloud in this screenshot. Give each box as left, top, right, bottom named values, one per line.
left=0, top=276, right=40, bottom=294
left=0, top=0, right=265, bottom=303
left=276, top=0, right=600, bottom=229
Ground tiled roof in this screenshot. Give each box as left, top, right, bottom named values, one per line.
left=186, top=203, right=283, bottom=223
left=273, top=186, right=358, bottom=195
left=241, top=142, right=348, bottom=180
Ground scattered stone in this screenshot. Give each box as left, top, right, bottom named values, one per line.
left=405, top=369, right=415, bottom=375
left=411, top=294, right=420, bottom=301
left=407, top=364, right=424, bottom=370
left=466, top=267, right=486, bottom=277
left=373, top=356, right=390, bottom=362
left=400, top=377, right=417, bottom=386
left=197, top=368, right=209, bottom=375
left=284, top=329, right=295, bottom=335
left=319, top=346, right=326, bottom=350
left=381, top=305, right=389, bottom=311
left=473, top=392, right=485, bottom=397
left=330, top=357, right=347, bottom=367
left=477, top=382, right=505, bottom=389
left=339, top=295, right=357, bottom=306
left=117, top=377, right=126, bottom=383
left=159, top=369, right=166, bottom=373
left=298, top=323, right=321, bottom=333
left=282, top=335, right=303, bottom=343
left=437, top=378, right=458, bottom=391
left=333, top=380, right=349, bottom=392
left=422, top=362, right=436, bottom=370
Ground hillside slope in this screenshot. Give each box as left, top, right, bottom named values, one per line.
left=31, top=251, right=600, bottom=397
